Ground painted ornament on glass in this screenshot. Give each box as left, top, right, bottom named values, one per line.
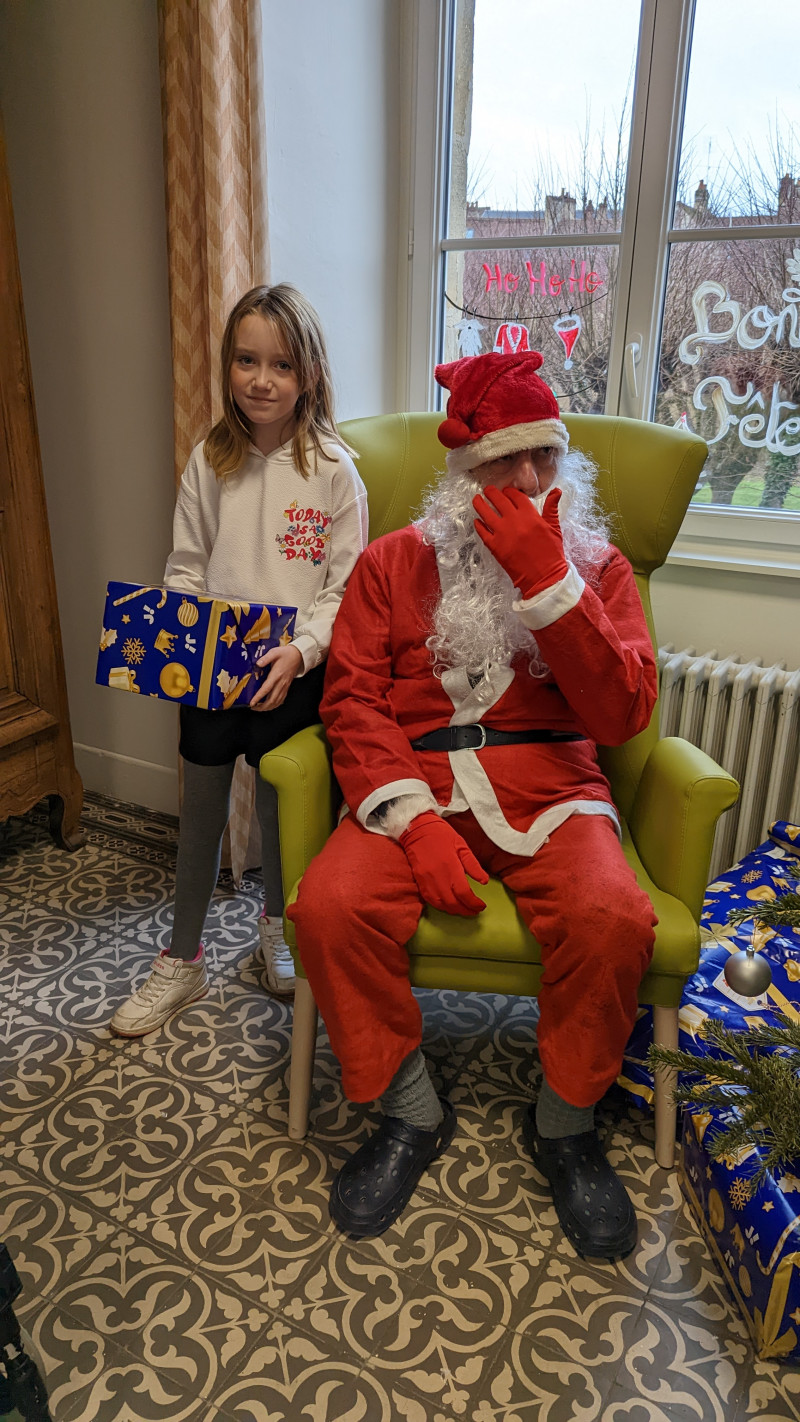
left=456, top=316, right=485, bottom=357
left=493, top=321, right=530, bottom=355
left=553, top=312, right=582, bottom=369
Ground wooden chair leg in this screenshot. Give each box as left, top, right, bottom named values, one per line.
left=652, top=1004, right=679, bottom=1169
left=289, top=976, right=318, bottom=1141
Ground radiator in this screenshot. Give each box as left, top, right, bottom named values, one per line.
left=657, top=647, right=800, bottom=881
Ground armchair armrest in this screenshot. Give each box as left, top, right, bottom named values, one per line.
left=259, top=724, right=337, bottom=899
left=627, top=736, right=739, bottom=922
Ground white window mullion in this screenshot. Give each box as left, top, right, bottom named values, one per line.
left=602, top=0, right=657, bottom=418
left=616, top=0, right=696, bottom=420
left=396, top=0, right=455, bottom=413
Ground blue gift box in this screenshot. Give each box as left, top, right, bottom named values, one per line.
left=620, top=821, right=800, bottom=1109
left=618, top=821, right=800, bottom=1361
left=681, top=1106, right=800, bottom=1362
left=96, top=582, right=297, bottom=709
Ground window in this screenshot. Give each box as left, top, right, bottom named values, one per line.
left=443, top=0, right=642, bottom=415
left=654, top=3, right=800, bottom=513
left=403, top=0, right=800, bottom=567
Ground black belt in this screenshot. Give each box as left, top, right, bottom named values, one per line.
left=410, top=725, right=585, bottom=752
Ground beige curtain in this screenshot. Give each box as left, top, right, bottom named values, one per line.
left=159, top=0, right=269, bottom=885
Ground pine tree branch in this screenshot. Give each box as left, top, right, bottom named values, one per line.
left=741, top=1012, right=800, bottom=1051
left=648, top=886, right=800, bottom=1195
left=650, top=1046, right=750, bottom=1084
left=727, top=891, right=800, bottom=929
left=649, top=1012, right=800, bottom=1190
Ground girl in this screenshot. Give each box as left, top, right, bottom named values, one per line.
left=110, top=284, right=368, bottom=1037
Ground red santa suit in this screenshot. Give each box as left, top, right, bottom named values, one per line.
left=288, top=523, right=658, bottom=1107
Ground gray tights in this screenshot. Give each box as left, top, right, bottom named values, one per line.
left=168, top=759, right=283, bottom=960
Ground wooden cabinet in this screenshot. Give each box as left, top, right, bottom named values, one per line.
left=0, top=124, right=83, bottom=848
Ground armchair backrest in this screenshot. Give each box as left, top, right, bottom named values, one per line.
left=339, top=411, right=708, bottom=819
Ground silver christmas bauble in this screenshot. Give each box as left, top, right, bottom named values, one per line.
left=724, top=949, right=772, bottom=997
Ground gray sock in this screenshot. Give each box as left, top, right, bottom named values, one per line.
left=381, top=1048, right=444, bottom=1131
left=168, top=759, right=236, bottom=959
left=536, top=1078, right=595, bottom=1139
left=255, top=776, right=283, bottom=916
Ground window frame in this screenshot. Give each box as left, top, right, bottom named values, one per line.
left=399, top=0, right=800, bottom=577
left=397, top=0, right=455, bottom=414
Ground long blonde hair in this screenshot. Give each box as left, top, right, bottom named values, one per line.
left=205, top=284, right=349, bottom=480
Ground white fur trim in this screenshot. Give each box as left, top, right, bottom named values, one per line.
left=439, top=663, right=515, bottom=719
left=513, top=563, right=585, bottom=630
left=445, top=419, right=569, bottom=476
left=448, top=750, right=619, bottom=854
left=378, top=794, right=442, bottom=839
left=358, top=780, right=437, bottom=835
left=435, top=641, right=618, bottom=852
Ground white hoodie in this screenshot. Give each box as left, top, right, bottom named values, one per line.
left=164, top=438, right=368, bottom=674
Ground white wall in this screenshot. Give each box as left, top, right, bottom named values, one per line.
left=261, top=0, right=401, bottom=421
left=1, top=0, right=402, bottom=813
left=0, top=1, right=180, bottom=812
left=652, top=566, right=800, bottom=668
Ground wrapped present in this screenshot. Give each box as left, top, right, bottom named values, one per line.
left=681, top=1106, right=800, bottom=1361
left=620, top=821, right=800, bottom=1110
left=96, top=582, right=297, bottom=709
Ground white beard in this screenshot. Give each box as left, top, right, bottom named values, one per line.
left=416, top=451, right=609, bottom=681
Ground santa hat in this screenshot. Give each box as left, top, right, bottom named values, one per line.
left=435, top=351, right=569, bottom=476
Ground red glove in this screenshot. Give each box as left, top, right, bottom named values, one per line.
left=472, top=485, right=568, bottom=600
left=399, top=811, right=489, bottom=917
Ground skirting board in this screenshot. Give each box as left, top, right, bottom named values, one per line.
left=74, top=743, right=179, bottom=816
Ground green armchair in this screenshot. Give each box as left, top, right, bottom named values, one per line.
left=260, top=412, right=739, bottom=1167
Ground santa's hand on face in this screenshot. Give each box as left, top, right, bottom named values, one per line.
left=288, top=348, right=658, bottom=1261
left=415, top=353, right=623, bottom=695
left=472, top=484, right=568, bottom=601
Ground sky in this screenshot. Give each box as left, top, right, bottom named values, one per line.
left=467, top=0, right=800, bottom=215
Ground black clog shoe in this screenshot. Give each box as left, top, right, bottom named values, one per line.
left=330, top=1099, right=457, bottom=1239
left=522, top=1105, right=638, bottom=1261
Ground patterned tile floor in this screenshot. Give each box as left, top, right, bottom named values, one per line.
left=1, top=795, right=800, bottom=1422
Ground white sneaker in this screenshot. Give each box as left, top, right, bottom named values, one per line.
left=110, top=951, right=209, bottom=1037
left=256, top=915, right=296, bottom=997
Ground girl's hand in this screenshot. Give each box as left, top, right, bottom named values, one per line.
left=250, top=644, right=304, bottom=711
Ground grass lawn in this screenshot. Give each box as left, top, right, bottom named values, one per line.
left=691, top=476, right=800, bottom=511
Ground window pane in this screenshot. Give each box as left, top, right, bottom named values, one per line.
left=674, top=0, right=799, bottom=230
left=654, top=237, right=800, bottom=510
left=442, top=244, right=619, bottom=413
left=448, top=0, right=642, bottom=241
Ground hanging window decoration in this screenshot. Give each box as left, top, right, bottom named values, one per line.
left=493, top=321, right=530, bottom=355
left=456, top=316, right=485, bottom=357
left=442, top=279, right=607, bottom=400
left=552, top=312, right=582, bottom=369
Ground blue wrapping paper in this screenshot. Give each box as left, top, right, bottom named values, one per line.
left=620, top=821, right=800, bottom=1362
left=681, top=1106, right=800, bottom=1361
left=621, top=820, right=800, bottom=1106
left=96, top=582, right=297, bottom=709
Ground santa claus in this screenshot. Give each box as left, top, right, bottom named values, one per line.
left=288, top=349, right=658, bottom=1260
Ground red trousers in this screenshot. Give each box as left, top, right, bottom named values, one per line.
left=288, top=810, right=656, bottom=1107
